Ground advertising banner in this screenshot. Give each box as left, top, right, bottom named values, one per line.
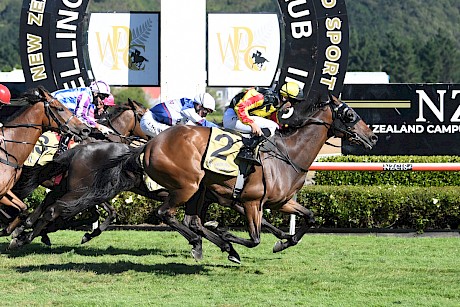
left=20, top=0, right=91, bottom=91
left=87, top=13, right=160, bottom=86
left=207, top=14, right=280, bottom=87
left=342, top=84, right=460, bottom=155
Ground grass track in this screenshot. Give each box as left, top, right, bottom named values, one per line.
left=0, top=230, right=459, bottom=306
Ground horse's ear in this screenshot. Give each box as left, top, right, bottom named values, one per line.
left=328, top=91, right=334, bottom=101
left=128, top=98, right=134, bottom=107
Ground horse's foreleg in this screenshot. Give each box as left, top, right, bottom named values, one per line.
left=0, top=191, right=29, bottom=235
left=231, top=202, right=291, bottom=240
left=218, top=201, right=263, bottom=248
left=272, top=199, right=316, bottom=253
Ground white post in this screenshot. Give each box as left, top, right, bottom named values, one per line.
left=160, top=0, right=207, bottom=100
left=289, top=194, right=297, bottom=235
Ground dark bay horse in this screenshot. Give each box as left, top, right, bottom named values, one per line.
left=0, top=86, right=90, bottom=234
left=24, top=94, right=376, bottom=263
left=9, top=99, right=153, bottom=246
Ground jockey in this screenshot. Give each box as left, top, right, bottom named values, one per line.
left=95, top=94, right=116, bottom=120
left=140, top=92, right=219, bottom=138
left=223, top=82, right=304, bottom=165
left=52, top=80, right=115, bottom=135
left=0, top=84, right=11, bottom=145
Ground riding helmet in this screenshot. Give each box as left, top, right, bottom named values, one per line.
left=194, top=93, right=216, bottom=112
left=0, top=84, right=11, bottom=104
left=280, top=82, right=304, bottom=100
left=90, top=80, right=111, bottom=95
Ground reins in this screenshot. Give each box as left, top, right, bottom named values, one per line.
left=261, top=99, right=356, bottom=173
left=0, top=97, right=74, bottom=169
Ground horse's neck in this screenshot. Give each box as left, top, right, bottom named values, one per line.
left=110, top=111, right=134, bottom=136
left=3, top=104, right=44, bottom=164
left=277, top=108, right=331, bottom=171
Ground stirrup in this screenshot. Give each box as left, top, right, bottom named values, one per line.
left=235, top=152, right=261, bottom=166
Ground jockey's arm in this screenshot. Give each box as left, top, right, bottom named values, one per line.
left=181, top=107, right=219, bottom=128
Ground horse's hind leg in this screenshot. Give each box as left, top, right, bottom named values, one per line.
left=8, top=203, right=63, bottom=250
left=81, top=202, right=117, bottom=244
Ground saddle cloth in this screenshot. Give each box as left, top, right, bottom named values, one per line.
left=203, top=128, right=243, bottom=176
left=25, top=131, right=77, bottom=167
left=139, top=152, right=164, bottom=192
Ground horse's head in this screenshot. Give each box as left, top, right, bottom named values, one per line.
left=103, top=98, right=149, bottom=142
left=30, top=86, right=91, bottom=141
left=327, top=93, right=378, bottom=150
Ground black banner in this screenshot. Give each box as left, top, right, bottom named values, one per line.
left=276, top=0, right=348, bottom=127
left=342, top=84, right=460, bottom=155
left=20, top=0, right=91, bottom=91
left=19, top=0, right=56, bottom=90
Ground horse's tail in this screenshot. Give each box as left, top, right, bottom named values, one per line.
left=12, top=148, right=80, bottom=199
left=73, top=144, right=146, bottom=208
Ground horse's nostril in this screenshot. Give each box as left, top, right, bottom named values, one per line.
left=82, top=128, right=91, bottom=136
left=372, top=135, right=378, bottom=143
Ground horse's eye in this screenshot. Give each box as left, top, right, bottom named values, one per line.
left=345, top=110, right=356, bottom=122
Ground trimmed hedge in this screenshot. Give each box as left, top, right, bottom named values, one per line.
left=23, top=155, right=460, bottom=231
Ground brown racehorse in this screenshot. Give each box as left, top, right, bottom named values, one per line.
left=9, top=98, right=150, bottom=245
left=0, top=86, right=90, bottom=234
left=49, top=93, right=376, bottom=263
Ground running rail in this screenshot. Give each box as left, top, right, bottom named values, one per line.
left=309, top=162, right=460, bottom=171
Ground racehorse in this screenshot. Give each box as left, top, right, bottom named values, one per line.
left=15, top=93, right=376, bottom=263
left=0, top=86, right=90, bottom=234
left=9, top=99, right=153, bottom=246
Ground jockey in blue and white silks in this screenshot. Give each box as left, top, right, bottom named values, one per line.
left=140, top=93, right=219, bottom=138
left=52, top=80, right=114, bottom=135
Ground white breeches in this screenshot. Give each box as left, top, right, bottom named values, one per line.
left=140, top=110, right=171, bottom=138
left=222, top=108, right=278, bottom=137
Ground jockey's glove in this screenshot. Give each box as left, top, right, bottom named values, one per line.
left=98, top=124, right=114, bottom=135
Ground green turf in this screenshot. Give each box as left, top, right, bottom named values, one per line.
left=0, top=230, right=459, bottom=306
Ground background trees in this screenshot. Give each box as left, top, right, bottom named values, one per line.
left=0, top=0, right=459, bottom=83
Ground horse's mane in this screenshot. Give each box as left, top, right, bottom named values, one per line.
left=1, top=87, right=47, bottom=123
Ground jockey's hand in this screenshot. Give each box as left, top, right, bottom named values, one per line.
left=97, top=124, right=114, bottom=135
left=249, top=122, right=262, bottom=136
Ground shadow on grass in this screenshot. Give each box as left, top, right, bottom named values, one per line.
left=15, top=261, right=209, bottom=275
left=0, top=242, right=191, bottom=259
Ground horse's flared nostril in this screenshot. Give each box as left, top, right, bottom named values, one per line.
left=372, top=135, right=378, bottom=144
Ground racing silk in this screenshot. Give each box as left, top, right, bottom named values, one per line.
left=232, top=88, right=277, bottom=125
left=52, top=87, right=97, bottom=127
left=149, top=97, right=218, bottom=128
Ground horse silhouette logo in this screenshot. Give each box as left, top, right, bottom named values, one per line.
left=130, top=49, right=149, bottom=70
left=252, top=50, right=269, bottom=70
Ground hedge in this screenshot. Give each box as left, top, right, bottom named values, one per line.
left=23, top=155, right=460, bottom=231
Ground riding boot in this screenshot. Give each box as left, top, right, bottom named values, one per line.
left=55, top=133, right=72, bottom=157
left=235, top=135, right=264, bottom=166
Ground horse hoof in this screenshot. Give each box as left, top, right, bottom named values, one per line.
left=41, top=235, right=52, bottom=246
left=228, top=254, right=241, bottom=264
left=191, top=248, right=203, bottom=261
left=204, top=221, right=219, bottom=229
left=273, top=240, right=286, bottom=253
left=8, top=238, right=22, bottom=250
left=81, top=233, right=91, bottom=244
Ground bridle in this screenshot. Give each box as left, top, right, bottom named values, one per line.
left=98, top=105, right=146, bottom=143
left=0, top=96, right=77, bottom=169
left=262, top=98, right=363, bottom=173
